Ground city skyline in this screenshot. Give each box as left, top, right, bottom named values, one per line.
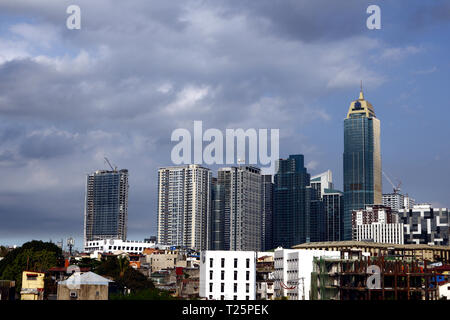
left=1, top=1, right=450, bottom=247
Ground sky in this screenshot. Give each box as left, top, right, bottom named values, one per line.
left=0, top=0, right=449, bottom=250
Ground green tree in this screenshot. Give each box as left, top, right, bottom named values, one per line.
left=0, top=240, right=62, bottom=291
left=0, top=246, right=9, bottom=257
left=117, top=256, right=130, bottom=278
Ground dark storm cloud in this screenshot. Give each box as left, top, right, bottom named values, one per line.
left=0, top=0, right=444, bottom=245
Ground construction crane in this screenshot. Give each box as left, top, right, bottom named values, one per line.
left=382, top=171, right=402, bottom=194
left=104, top=157, right=118, bottom=172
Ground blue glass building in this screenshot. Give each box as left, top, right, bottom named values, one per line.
left=273, top=154, right=311, bottom=247
left=84, top=169, right=129, bottom=242
left=343, top=89, right=382, bottom=240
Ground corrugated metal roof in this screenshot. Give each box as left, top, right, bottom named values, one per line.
left=58, top=271, right=113, bottom=286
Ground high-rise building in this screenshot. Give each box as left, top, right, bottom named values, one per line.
left=309, top=171, right=344, bottom=242
left=218, top=166, right=262, bottom=251
left=84, top=169, right=129, bottom=244
left=310, top=170, right=333, bottom=200
left=262, top=175, right=274, bottom=251
left=273, top=155, right=311, bottom=248
left=323, top=188, right=344, bottom=242
left=209, top=178, right=225, bottom=250
left=383, top=193, right=415, bottom=212
left=157, top=165, right=211, bottom=251
left=399, top=204, right=449, bottom=246
left=343, top=88, right=382, bottom=240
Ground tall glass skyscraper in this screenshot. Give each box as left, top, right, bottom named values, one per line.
left=84, top=169, right=129, bottom=243
left=343, top=88, right=382, bottom=240
left=273, top=154, right=311, bottom=248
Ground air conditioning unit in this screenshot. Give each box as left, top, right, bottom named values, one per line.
left=69, top=291, right=78, bottom=298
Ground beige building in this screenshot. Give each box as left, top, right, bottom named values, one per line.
left=57, top=272, right=112, bottom=300
left=145, top=250, right=187, bottom=273
left=20, top=271, right=45, bottom=300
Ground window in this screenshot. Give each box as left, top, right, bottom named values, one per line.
left=221, top=258, right=225, bottom=268
left=234, top=283, right=238, bottom=293
left=210, top=258, right=213, bottom=268
left=221, top=270, right=225, bottom=280
left=234, top=258, right=238, bottom=268
left=221, top=283, right=224, bottom=293
left=210, top=271, right=213, bottom=280
left=234, top=271, right=238, bottom=281
left=246, top=271, right=250, bottom=281
left=246, top=258, right=250, bottom=268
left=246, top=283, right=249, bottom=293
left=209, top=283, right=213, bottom=292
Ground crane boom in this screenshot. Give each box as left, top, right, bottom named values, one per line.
left=104, top=157, right=117, bottom=172
left=382, top=171, right=401, bottom=194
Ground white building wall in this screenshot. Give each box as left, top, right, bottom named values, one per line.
left=273, top=248, right=340, bottom=300
left=356, top=223, right=404, bottom=244
left=439, top=283, right=450, bottom=300
left=84, top=239, right=157, bottom=254
left=199, top=251, right=257, bottom=300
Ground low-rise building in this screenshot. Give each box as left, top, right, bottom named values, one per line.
left=199, top=251, right=256, bottom=300
left=0, top=280, right=15, bottom=301
left=57, top=271, right=113, bottom=300
left=84, top=238, right=157, bottom=254
left=256, top=254, right=275, bottom=300
left=20, top=271, right=45, bottom=300
left=273, top=248, right=341, bottom=300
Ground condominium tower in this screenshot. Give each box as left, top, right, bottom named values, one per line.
left=84, top=169, right=129, bottom=243
left=218, top=166, right=262, bottom=251
left=157, top=165, right=212, bottom=251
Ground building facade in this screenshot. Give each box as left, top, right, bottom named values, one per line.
left=218, top=166, right=262, bottom=251
left=343, top=89, right=382, bottom=240
left=323, top=188, right=344, bottom=242
left=273, top=155, right=311, bottom=248
left=352, top=205, right=403, bottom=244
left=84, top=239, right=157, bottom=254
left=273, top=248, right=341, bottom=300
left=383, top=192, right=415, bottom=212
left=208, top=178, right=225, bottom=250
left=262, top=175, right=274, bottom=251
left=84, top=169, right=129, bottom=243
left=199, top=251, right=256, bottom=300
left=157, top=165, right=211, bottom=251
left=399, top=204, right=449, bottom=246
left=309, top=170, right=344, bottom=242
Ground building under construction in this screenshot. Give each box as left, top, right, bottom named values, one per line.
left=311, top=255, right=440, bottom=300
left=293, top=241, right=450, bottom=263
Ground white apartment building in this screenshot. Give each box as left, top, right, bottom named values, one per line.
left=355, top=223, right=404, bottom=244
left=383, top=193, right=415, bottom=212
left=273, top=248, right=341, bottom=300
left=352, top=205, right=404, bottom=244
left=84, top=239, right=157, bottom=254
left=199, top=251, right=257, bottom=300
left=157, top=165, right=212, bottom=251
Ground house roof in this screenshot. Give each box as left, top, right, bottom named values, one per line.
left=59, top=271, right=113, bottom=286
